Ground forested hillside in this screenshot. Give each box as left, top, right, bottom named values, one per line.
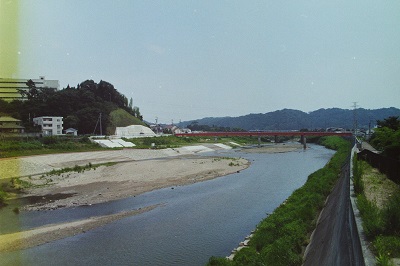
left=180, top=108, right=400, bottom=131
left=0, top=80, right=144, bottom=134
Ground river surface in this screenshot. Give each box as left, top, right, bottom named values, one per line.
left=0, top=144, right=334, bottom=266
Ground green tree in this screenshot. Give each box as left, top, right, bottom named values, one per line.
left=377, top=116, right=400, bottom=131
left=128, top=97, right=133, bottom=110
left=371, top=116, right=400, bottom=160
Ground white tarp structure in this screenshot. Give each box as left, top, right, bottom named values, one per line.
left=92, top=138, right=136, bottom=148
left=94, top=139, right=123, bottom=148
left=111, top=138, right=136, bottom=147
left=115, top=125, right=156, bottom=138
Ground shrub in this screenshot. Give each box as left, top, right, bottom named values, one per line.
left=0, top=188, right=6, bottom=206
left=207, top=257, right=232, bottom=266
left=383, top=192, right=400, bottom=236
left=357, top=194, right=385, bottom=238
left=232, top=247, right=262, bottom=265
left=260, top=236, right=302, bottom=266
left=352, top=154, right=364, bottom=195
left=376, top=253, right=393, bottom=266
left=374, top=236, right=400, bottom=258
left=40, top=136, right=59, bottom=145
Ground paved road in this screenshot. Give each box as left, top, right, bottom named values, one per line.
left=361, top=141, right=378, bottom=153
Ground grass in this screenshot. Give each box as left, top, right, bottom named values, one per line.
left=0, top=162, right=119, bottom=204
left=354, top=157, right=400, bottom=265
left=127, top=135, right=274, bottom=149
left=0, top=189, right=6, bottom=206
left=207, top=136, right=351, bottom=265
left=0, top=136, right=106, bottom=158
left=0, top=134, right=277, bottom=157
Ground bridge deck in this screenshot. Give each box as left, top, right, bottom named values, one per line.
left=175, top=131, right=353, bottom=137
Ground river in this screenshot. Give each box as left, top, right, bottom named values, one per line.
left=0, top=144, right=334, bottom=266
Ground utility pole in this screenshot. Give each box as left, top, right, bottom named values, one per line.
left=352, top=102, right=358, bottom=136
left=155, top=117, right=158, bottom=134
left=99, top=113, right=102, bottom=136
left=93, top=113, right=103, bottom=136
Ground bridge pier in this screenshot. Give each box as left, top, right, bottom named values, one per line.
left=274, top=135, right=278, bottom=144
left=301, top=135, right=307, bottom=149
left=258, top=136, right=261, bottom=147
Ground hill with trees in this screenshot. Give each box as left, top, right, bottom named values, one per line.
left=0, top=80, right=144, bottom=134
left=180, top=107, right=400, bottom=131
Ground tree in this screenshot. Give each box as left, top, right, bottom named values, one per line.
left=377, top=116, right=400, bottom=131
left=64, top=115, right=80, bottom=129
left=128, top=97, right=133, bottom=110
left=371, top=116, right=400, bottom=160
left=17, top=79, right=39, bottom=100
left=133, top=106, right=141, bottom=119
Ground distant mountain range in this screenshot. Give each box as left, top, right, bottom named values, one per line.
left=179, top=107, right=400, bottom=131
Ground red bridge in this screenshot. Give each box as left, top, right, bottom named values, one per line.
left=175, top=131, right=353, bottom=138
left=175, top=131, right=352, bottom=148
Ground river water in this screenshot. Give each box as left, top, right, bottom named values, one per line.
left=1, top=144, right=334, bottom=266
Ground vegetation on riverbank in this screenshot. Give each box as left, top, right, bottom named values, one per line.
left=353, top=157, right=400, bottom=265
left=207, top=136, right=351, bottom=266
left=127, top=135, right=276, bottom=149
left=0, top=136, right=105, bottom=158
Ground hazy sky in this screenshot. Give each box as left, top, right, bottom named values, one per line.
left=16, top=1, right=400, bottom=123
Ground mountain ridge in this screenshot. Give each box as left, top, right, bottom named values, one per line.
left=179, top=107, right=400, bottom=131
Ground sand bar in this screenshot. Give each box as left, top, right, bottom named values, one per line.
left=0, top=143, right=301, bottom=252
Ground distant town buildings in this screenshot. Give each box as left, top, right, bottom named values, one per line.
left=0, top=76, right=59, bottom=102
left=0, top=116, right=25, bottom=133
left=33, top=116, right=63, bottom=136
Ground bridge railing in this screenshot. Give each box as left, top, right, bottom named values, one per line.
left=174, top=131, right=353, bottom=137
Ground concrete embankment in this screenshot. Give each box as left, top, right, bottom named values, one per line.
left=303, top=146, right=373, bottom=266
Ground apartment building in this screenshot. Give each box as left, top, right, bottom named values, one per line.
left=0, top=76, right=59, bottom=102
left=0, top=116, right=25, bottom=133
left=33, top=116, right=63, bottom=136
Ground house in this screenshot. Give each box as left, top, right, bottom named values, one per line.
left=33, top=116, right=63, bottom=136
left=169, top=126, right=191, bottom=134
left=0, top=116, right=25, bottom=133
left=64, top=128, right=78, bottom=136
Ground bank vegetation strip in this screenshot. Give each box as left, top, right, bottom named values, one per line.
left=208, top=136, right=352, bottom=266
left=353, top=155, right=400, bottom=265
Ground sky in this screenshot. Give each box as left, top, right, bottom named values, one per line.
left=9, top=1, right=400, bottom=123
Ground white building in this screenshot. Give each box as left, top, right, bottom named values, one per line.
left=0, top=76, right=59, bottom=102
left=114, top=125, right=156, bottom=138
left=33, top=116, right=63, bottom=136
